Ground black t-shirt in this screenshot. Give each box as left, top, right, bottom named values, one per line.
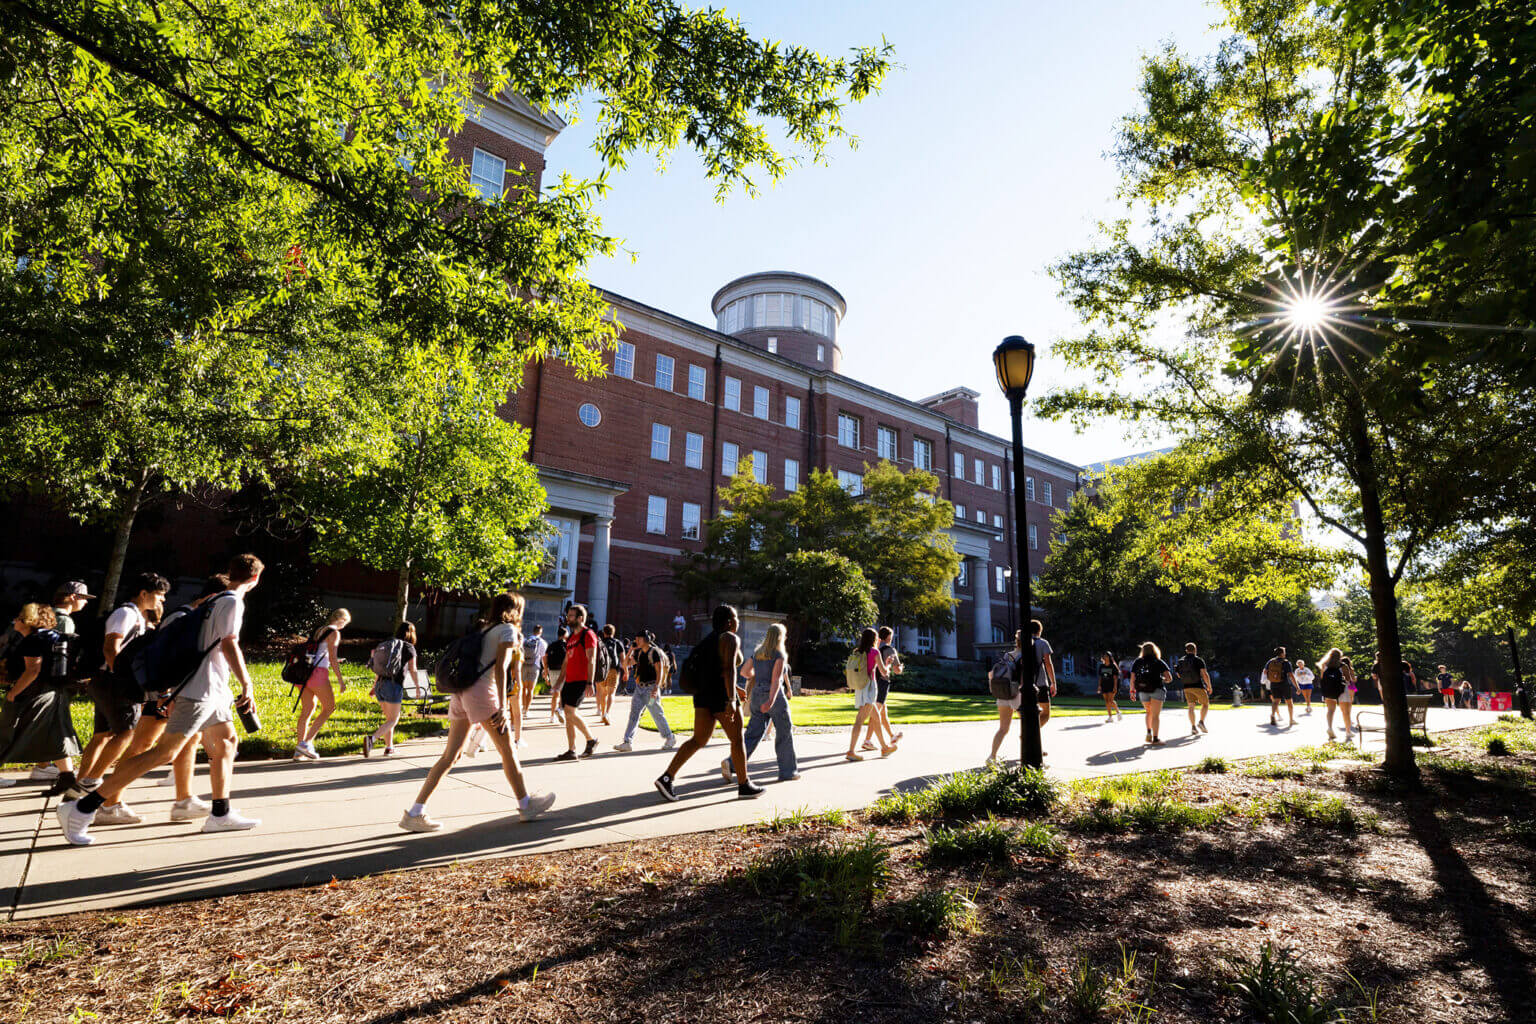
left=1098, top=663, right=1117, bottom=688
left=635, top=647, right=662, bottom=685
left=1437, top=672, right=1452, bottom=690
left=3, top=630, right=53, bottom=686
left=1132, top=656, right=1170, bottom=691
left=1177, top=654, right=1206, bottom=686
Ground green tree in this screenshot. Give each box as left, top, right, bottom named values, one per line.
left=1041, top=0, right=1536, bottom=774
left=766, top=551, right=879, bottom=645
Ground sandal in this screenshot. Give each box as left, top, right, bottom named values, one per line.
left=845, top=752, right=864, bottom=762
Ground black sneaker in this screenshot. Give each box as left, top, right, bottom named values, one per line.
left=655, top=775, right=678, bottom=802
left=737, top=781, right=765, bottom=799
left=580, top=739, right=598, bottom=759
left=553, top=750, right=577, bottom=762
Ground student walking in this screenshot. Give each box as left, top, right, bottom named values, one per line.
left=1294, top=657, right=1315, bottom=713
left=364, top=622, right=419, bottom=758
left=722, top=623, right=798, bottom=782
left=77, top=571, right=170, bottom=797
left=1317, top=648, right=1354, bottom=741
left=614, top=631, right=676, bottom=752
left=142, top=575, right=229, bottom=816
left=1262, top=647, right=1297, bottom=727
left=1025, top=620, right=1057, bottom=731
left=58, top=554, right=266, bottom=845
left=1097, top=651, right=1123, bottom=721
left=400, top=592, right=554, bottom=831
left=860, top=626, right=903, bottom=752
left=294, top=609, right=350, bottom=760
left=1176, top=642, right=1212, bottom=734
left=520, top=624, right=548, bottom=724
left=844, top=628, right=889, bottom=761
left=1435, top=664, right=1456, bottom=708
left=0, top=604, right=82, bottom=785
left=653, top=604, right=763, bottom=801
left=554, top=605, right=600, bottom=761
left=1131, top=642, right=1173, bottom=745
left=595, top=624, right=623, bottom=726
left=544, top=624, right=568, bottom=724
left=988, top=629, right=1028, bottom=763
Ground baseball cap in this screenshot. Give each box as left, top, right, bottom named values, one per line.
left=55, top=580, right=96, bottom=601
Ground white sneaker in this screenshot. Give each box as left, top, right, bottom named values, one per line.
left=95, top=802, right=142, bottom=826
left=720, top=758, right=732, bottom=782
left=613, top=741, right=633, bottom=752
left=58, top=801, right=95, bottom=846
left=170, top=796, right=211, bottom=822
left=201, top=810, right=260, bottom=833
left=662, top=736, right=678, bottom=750
left=157, top=771, right=177, bottom=787
left=0, top=778, right=16, bottom=788
left=399, top=810, right=441, bottom=833
left=30, top=765, right=60, bottom=781
left=519, top=792, right=556, bottom=822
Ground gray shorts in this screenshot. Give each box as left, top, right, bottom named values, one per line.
left=166, top=694, right=233, bottom=737
left=1138, top=688, right=1168, bottom=704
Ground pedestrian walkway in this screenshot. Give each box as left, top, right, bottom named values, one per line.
left=0, top=703, right=1504, bottom=920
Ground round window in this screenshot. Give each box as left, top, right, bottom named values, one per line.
left=577, top=403, right=601, bottom=427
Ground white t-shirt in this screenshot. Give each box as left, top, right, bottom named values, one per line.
left=478, top=623, right=520, bottom=683
left=104, top=604, right=146, bottom=643
left=673, top=615, right=685, bottom=631
left=1295, top=666, right=1315, bottom=687
left=180, top=593, right=244, bottom=703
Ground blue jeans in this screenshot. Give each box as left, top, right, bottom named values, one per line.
left=622, top=686, right=673, bottom=743
left=727, top=684, right=797, bottom=780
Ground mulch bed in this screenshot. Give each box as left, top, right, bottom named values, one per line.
left=5, top=728, right=1535, bottom=1023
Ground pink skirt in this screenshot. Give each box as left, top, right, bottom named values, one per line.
left=303, top=665, right=332, bottom=691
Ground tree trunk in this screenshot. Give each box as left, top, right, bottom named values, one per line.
left=390, top=435, right=427, bottom=633
left=1510, top=629, right=1530, bottom=719
left=1345, top=404, right=1415, bottom=776
left=100, top=469, right=151, bottom=609
left=392, top=559, right=413, bottom=633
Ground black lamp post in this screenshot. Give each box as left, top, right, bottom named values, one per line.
left=993, top=335, right=1042, bottom=770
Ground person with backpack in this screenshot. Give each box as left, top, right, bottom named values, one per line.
left=1262, top=646, right=1296, bottom=727
left=987, top=629, right=1028, bottom=763
left=1293, top=656, right=1316, bottom=713
left=554, top=604, right=601, bottom=761
left=398, top=592, right=553, bottom=831
left=1317, top=648, right=1354, bottom=742
left=1131, top=641, right=1173, bottom=745
left=860, top=626, right=903, bottom=752
left=291, top=608, right=350, bottom=761
left=595, top=623, right=624, bottom=726
left=720, top=622, right=797, bottom=782
left=614, top=630, right=677, bottom=752
left=842, top=628, right=890, bottom=762
left=654, top=604, right=763, bottom=800
left=519, top=623, right=548, bottom=727
left=363, top=621, right=419, bottom=758
left=0, top=604, right=82, bottom=785
left=25, top=581, right=92, bottom=787
left=1176, top=642, right=1212, bottom=735
left=58, top=553, right=266, bottom=845
left=1097, top=651, right=1122, bottom=721
left=544, top=624, right=569, bottom=724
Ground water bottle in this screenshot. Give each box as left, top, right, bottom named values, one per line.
left=237, top=698, right=262, bottom=735
left=49, top=632, right=70, bottom=682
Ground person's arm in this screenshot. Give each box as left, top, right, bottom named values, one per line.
left=585, top=633, right=597, bottom=689
left=1201, top=667, right=1212, bottom=691
left=490, top=640, right=516, bottom=729
left=6, top=656, right=41, bottom=701
left=326, top=630, right=345, bottom=690
left=1044, top=650, right=1057, bottom=694
left=719, top=633, right=740, bottom=694
left=224, top=635, right=254, bottom=709
left=103, top=631, right=126, bottom=671
left=762, top=656, right=784, bottom=712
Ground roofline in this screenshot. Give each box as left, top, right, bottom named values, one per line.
left=709, top=271, right=848, bottom=315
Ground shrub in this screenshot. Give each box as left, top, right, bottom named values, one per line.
left=868, top=764, right=1058, bottom=824
left=1070, top=796, right=1224, bottom=835
left=1241, top=759, right=1307, bottom=780
left=868, top=790, right=925, bottom=825
left=887, top=887, right=978, bottom=936
left=925, top=818, right=1017, bottom=864
left=1259, top=792, right=1378, bottom=833
left=1015, top=820, right=1067, bottom=857
left=1196, top=755, right=1229, bottom=774
left=741, top=832, right=891, bottom=910
left=1228, top=942, right=1340, bottom=1024
left=1486, top=736, right=1511, bottom=756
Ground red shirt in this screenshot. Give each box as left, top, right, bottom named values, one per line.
left=563, top=628, right=598, bottom=683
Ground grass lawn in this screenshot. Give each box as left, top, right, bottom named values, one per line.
left=639, top=690, right=1166, bottom=729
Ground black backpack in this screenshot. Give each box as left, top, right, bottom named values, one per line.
left=1134, top=658, right=1164, bottom=692
left=122, top=596, right=231, bottom=702
left=676, top=633, right=717, bottom=695
left=435, top=628, right=493, bottom=693
left=1177, top=654, right=1201, bottom=684
left=585, top=628, right=614, bottom=681
left=546, top=637, right=567, bottom=672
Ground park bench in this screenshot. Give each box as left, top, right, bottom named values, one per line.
left=1355, top=693, right=1432, bottom=745
left=401, top=667, right=449, bottom=717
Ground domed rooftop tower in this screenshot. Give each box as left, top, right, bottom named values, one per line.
left=711, top=272, right=847, bottom=373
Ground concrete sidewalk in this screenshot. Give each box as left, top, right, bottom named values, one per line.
left=1, top=702, right=1503, bottom=920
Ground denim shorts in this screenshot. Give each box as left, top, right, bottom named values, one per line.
left=1137, top=688, right=1168, bottom=704
left=375, top=677, right=405, bottom=704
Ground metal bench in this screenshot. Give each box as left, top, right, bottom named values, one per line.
left=1356, top=693, right=1432, bottom=744
left=401, top=667, right=449, bottom=717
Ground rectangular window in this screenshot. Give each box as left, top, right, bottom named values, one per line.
left=646, top=495, right=667, bottom=535
left=957, top=562, right=969, bottom=588
left=953, top=451, right=965, bottom=478
left=837, top=413, right=860, bottom=449
left=974, top=457, right=984, bottom=485
left=837, top=470, right=863, bottom=495
left=810, top=301, right=829, bottom=337
left=877, top=426, right=898, bottom=462
left=764, top=293, right=782, bottom=327
left=1043, top=481, right=1054, bottom=506
left=724, top=376, right=741, bottom=411
left=955, top=503, right=966, bottom=520
left=470, top=148, right=506, bottom=200
left=650, top=423, right=670, bottom=462
left=993, top=513, right=1003, bottom=530
left=753, top=293, right=765, bottom=326
left=681, top=502, right=701, bottom=541
left=976, top=508, right=986, bottom=524
left=996, top=566, right=1006, bottom=594
left=685, top=431, right=704, bottom=469
left=1026, top=476, right=1035, bottom=501
left=722, top=442, right=739, bottom=476
left=785, top=395, right=801, bottom=429
left=913, top=437, right=933, bottom=471
left=753, top=385, right=769, bottom=420
left=784, top=458, right=800, bottom=492
left=916, top=627, right=933, bottom=654
left=654, top=354, right=675, bottom=391
left=752, top=450, right=768, bottom=484
left=816, top=343, right=825, bottom=362
left=991, top=465, right=1002, bottom=491
left=767, top=337, right=778, bottom=354
left=613, top=341, right=635, bottom=379
left=1029, top=523, right=1038, bottom=550
left=687, top=364, right=706, bottom=401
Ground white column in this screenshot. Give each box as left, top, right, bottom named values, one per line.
left=587, top=516, right=612, bottom=626
left=971, top=555, right=991, bottom=657
left=899, top=626, right=920, bottom=654
left=939, top=571, right=959, bottom=658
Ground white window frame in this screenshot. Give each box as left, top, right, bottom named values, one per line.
left=577, top=403, right=601, bottom=428
left=916, top=627, right=933, bottom=654
left=784, top=458, right=800, bottom=492
left=993, top=513, right=1003, bottom=530
left=816, top=343, right=825, bottom=362
left=724, top=376, right=741, bottom=412
left=646, top=496, right=667, bottom=536
left=613, top=341, right=635, bottom=379
left=753, top=385, right=769, bottom=420
left=837, top=470, right=863, bottom=495
left=687, top=364, right=706, bottom=401
left=654, top=354, right=675, bottom=391
left=1026, top=476, right=1036, bottom=501
left=649, top=423, right=671, bottom=462
left=681, top=502, right=701, bottom=541
left=957, top=561, right=969, bottom=588
left=752, top=450, right=768, bottom=484
left=722, top=441, right=739, bottom=476
left=470, top=148, right=506, bottom=200
left=953, top=451, right=965, bottom=478
left=785, top=395, right=801, bottom=429
left=996, top=566, right=1007, bottom=594
left=913, top=437, right=933, bottom=471
left=991, top=465, right=1002, bottom=491
left=1043, top=481, right=1054, bottom=506
left=877, top=425, right=898, bottom=462
left=976, top=508, right=986, bottom=524
left=684, top=431, right=704, bottom=470
left=974, top=457, right=984, bottom=485
left=955, top=503, right=967, bottom=520
left=1029, top=523, right=1039, bottom=550
left=766, top=337, right=778, bottom=354
left=837, top=413, right=860, bottom=450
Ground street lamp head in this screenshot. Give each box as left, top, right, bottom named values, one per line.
left=992, top=335, right=1036, bottom=398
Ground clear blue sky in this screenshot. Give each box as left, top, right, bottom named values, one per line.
left=550, top=0, right=1220, bottom=466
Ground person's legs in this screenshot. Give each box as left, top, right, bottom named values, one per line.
left=647, top=693, right=674, bottom=742
left=1285, top=698, right=1295, bottom=726
left=1196, top=689, right=1209, bottom=725
left=372, top=702, right=402, bottom=746
left=295, top=688, right=317, bottom=749
left=771, top=697, right=797, bottom=779
left=1340, top=696, right=1354, bottom=735
left=562, top=689, right=595, bottom=751
left=879, top=702, right=901, bottom=744
left=89, top=730, right=188, bottom=806
left=846, top=706, right=873, bottom=756
left=124, top=714, right=166, bottom=758
left=717, top=710, right=751, bottom=784
left=728, top=702, right=769, bottom=774
left=1324, top=697, right=1337, bottom=737
left=1146, top=699, right=1162, bottom=740
left=171, top=736, right=198, bottom=801
left=202, top=721, right=238, bottom=801
left=481, top=719, right=529, bottom=801
left=662, top=708, right=716, bottom=778
left=412, top=718, right=472, bottom=807
left=1102, top=693, right=1115, bottom=718
left=1038, top=693, right=1051, bottom=728
left=302, top=684, right=337, bottom=746
left=509, top=682, right=523, bottom=744
left=989, top=706, right=1015, bottom=761
left=1269, top=697, right=1281, bottom=725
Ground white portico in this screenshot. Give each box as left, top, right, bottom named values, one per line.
left=527, top=466, right=628, bottom=636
